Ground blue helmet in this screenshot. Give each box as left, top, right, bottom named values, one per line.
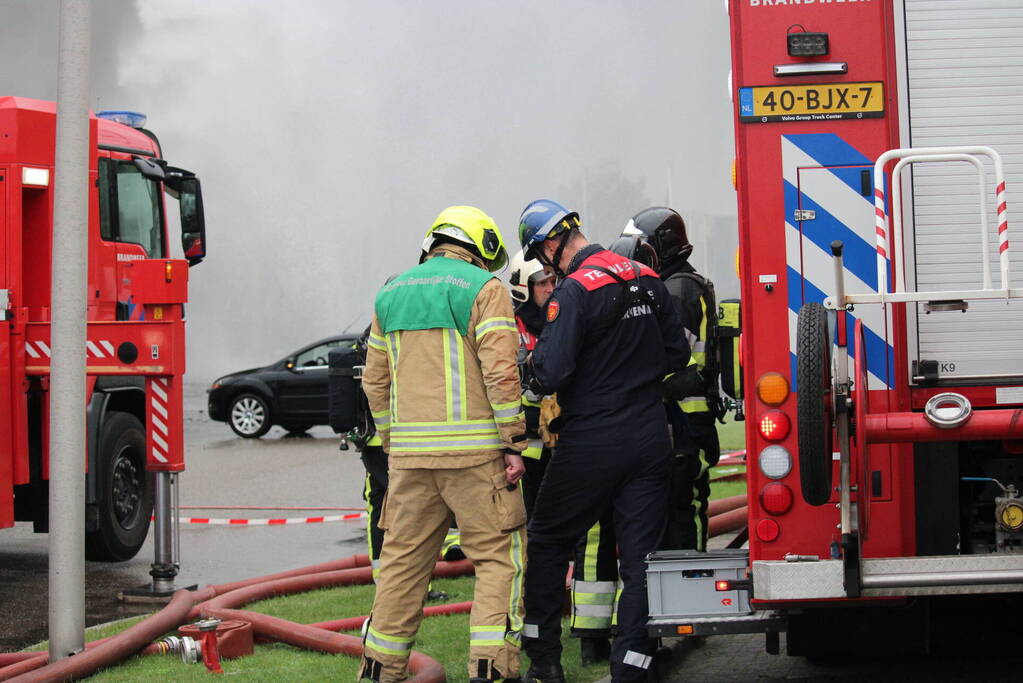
left=518, top=199, right=580, bottom=259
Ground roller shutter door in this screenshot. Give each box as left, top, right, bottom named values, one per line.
left=904, top=0, right=1023, bottom=382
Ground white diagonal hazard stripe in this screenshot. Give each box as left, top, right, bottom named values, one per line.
left=151, top=447, right=168, bottom=463
left=151, top=397, right=168, bottom=419
left=152, top=414, right=168, bottom=436
left=151, top=380, right=168, bottom=402
left=86, top=341, right=104, bottom=358
left=37, top=341, right=50, bottom=356
left=152, top=432, right=169, bottom=452
left=25, top=343, right=40, bottom=359
left=99, top=340, right=115, bottom=356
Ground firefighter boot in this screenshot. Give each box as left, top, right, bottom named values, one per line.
left=522, top=662, right=566, bottom=683
left=580, top=636, right=611, bottom=665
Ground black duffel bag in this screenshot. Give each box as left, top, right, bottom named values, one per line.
left=327, top=343, right=365, bottom=434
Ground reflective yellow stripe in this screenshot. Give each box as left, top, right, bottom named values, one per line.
left=679, top=396, right=710, bottom=414
left=390, top=437, right=503, bottom=452
left=508, top=526, right=525, bottom=633
left=385, top=332, right=400, bottom=423
left=365, top=627, right=413, bottom=656
left=522, top=443, right=543, bottom=460
left=470, top=625, right=505, bottom=647
left=367, top=435, right=383, bottom=446
left=475, top=317, right=517, bottom=338
left=583, top=522, right=600, bottom=580
left=367, top=333, right=386, bottom=351
left=444, top=329, right=455, bottom=422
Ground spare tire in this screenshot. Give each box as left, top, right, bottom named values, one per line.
left=796, top=302, right=834, bottom=506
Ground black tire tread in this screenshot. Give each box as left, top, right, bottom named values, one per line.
left=796, top=302, right=833, bottom=506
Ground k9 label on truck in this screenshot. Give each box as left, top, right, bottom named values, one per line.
left=647, top=0, right=1023, bottom=654
left=0, top=97, right=206, bottom=571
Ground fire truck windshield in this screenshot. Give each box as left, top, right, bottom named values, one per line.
left=98, top=158, right=164, bottom=258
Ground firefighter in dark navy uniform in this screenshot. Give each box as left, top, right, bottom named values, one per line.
left=623, top=207, right=723, bottom=552
left=516, top=199, right=688, bottom=683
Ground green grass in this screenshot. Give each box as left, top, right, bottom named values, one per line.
left=86, top=577, right=607, bottom=682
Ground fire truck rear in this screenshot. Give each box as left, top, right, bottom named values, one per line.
left=0, top=97, right=206, bottom=568
left=647, top=0, right=1023, bottom=653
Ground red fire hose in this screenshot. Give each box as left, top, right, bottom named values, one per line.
left=0, top=506, right=748, bottom=681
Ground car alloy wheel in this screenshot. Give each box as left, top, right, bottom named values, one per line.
left=230, top=394, right=270, bottom=438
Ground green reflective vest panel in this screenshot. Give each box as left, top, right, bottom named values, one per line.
left=375, top=255, right=494, bottom=336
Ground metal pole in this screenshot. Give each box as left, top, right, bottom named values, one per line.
left=48, top=0, right=91, bottom=661
left=151, top=473, right=175, bottom=593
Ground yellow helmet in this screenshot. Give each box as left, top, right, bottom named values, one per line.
left=423, top=205, right=509, bottom=273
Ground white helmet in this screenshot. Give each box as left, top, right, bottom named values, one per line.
left=509, top=249, right=552, bottom=303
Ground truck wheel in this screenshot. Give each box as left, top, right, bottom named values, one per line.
left=796, top=302, right=834, bottom=506
left=85, top=412, right=154, bottom=561
left=229, top=393, right=272, bottom=438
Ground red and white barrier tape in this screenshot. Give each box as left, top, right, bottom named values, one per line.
left=152, top=512, right=368, bottom=526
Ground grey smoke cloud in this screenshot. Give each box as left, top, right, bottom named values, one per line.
left=0, top=0, right=737, bottom=380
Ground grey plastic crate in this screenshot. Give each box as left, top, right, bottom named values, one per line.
left=647, top=549, right=751, bottom=619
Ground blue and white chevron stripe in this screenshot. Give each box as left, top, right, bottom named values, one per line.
left=782, top=133, right=894, bottom=390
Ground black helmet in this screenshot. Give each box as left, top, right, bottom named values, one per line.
left=609, top=235, right=659, bottom=272
left=623, top=207, right=692, bottom=266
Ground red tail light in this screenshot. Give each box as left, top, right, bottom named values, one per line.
left=756, top=519, right=780, bottom=542
left=760, top=482, right=794, bottom=515
left=758, top=410, right=791, bottom=441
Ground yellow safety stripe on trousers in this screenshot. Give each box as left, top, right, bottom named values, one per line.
left=693, top=449, right=711, bottom=552
left=469, top=625, right=506, bottom=647
left=385, top=332, right=400, bottom=423
left=366, top=435, right=383, bottom=447
left=612, top=586, right=622, bottom=627
left=507, top=526, right=525, bottom=634
left=365, top=626, right=414, bottom=657
left=475, top=316, right=517, bottom=339
left=522, top=440, right=543, bottom=460
left=367, top=332, right=387, bottom=351
left=364, top=472, right=379, bottom=577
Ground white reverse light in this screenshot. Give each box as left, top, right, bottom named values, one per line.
left=22, top=167, right=50, bottom=187
left=758, top=445, right=792, bottom=480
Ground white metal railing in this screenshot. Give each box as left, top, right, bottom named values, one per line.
left=840, top=146, right=1021, bottom=306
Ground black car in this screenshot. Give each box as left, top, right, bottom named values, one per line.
left=208, top=334, right=360, bottom=438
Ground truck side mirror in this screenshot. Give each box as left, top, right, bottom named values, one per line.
left=178, top=177, right=206, bottom=267
left=132, top=155, right=166, bottom=181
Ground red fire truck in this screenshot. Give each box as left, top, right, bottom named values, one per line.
left=647, top=0, right=1023, bottom=653
left=0, top=97, right=205, bottom=572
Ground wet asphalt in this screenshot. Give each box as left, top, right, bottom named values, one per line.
left=0, top=383, right=369, bottom=652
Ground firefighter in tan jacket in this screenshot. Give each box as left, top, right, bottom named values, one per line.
left=358, top=206, right=528, bottom=683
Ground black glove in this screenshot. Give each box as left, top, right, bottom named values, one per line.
left=663, top=365, right=705, bottom=401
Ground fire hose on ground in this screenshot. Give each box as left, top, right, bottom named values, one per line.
left=0, top=507, right=749, bottom=681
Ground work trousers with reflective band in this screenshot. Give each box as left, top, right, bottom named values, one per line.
left=663, top=411, right=720, bottom=552
left=361, top=446, right=389, bottom=580
left=523, top=428, right=669, bottom=683
left=360, top=458, right=526, bottom=682
left=571, top=510, right=620, bottom=637
left=521, top=443, right=550, bottom=520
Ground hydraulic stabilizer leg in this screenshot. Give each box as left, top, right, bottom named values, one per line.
left=828, top=241, right=862, bottom=598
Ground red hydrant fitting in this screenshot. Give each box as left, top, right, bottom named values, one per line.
left=195, top=618, right=224, bottom=674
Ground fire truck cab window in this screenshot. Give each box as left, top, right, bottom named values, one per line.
left=98, top=158, right=164, bottom=258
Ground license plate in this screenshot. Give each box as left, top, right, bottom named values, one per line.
left=739, top=81, right=884, bottom=123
